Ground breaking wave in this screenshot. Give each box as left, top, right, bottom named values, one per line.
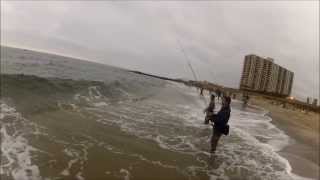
left=1, top=74, right=312, bottom=180
left=0, top=102, right=43, bottom=180
left=1, top=46, right=315, bottom=180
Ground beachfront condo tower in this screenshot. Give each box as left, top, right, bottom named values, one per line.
left=240, top=54, right=294, bottom=97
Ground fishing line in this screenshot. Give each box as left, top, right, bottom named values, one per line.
left=164, top=6, right=208, bottom=106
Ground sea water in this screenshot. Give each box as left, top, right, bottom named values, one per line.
left=0, top=46, right=313, bottom=180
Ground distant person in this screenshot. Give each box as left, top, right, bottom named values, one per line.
left=200, top=87, right=204, bottom=96
left=207, top=96, right=231, bottom=153
left=204, top=94, right=216, bottom=124
left=232, top=93, right=236, bottom=99
left=242, top=94, right=250, bottom=107
left=216, top=89, right=222, bottom=102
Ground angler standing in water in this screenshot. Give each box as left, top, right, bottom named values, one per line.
left=216, top=89, right=222, bottom=102
left=242, top=93, right=250, bottom=108
left=200, top=87, right=204, bottom=96
left=205, top=96, right=231, bottom=153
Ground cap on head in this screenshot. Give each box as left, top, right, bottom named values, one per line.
left=224, top=96, right=231, bottom=105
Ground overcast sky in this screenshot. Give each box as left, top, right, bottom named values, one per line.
left=1, top=1, right=319, bottom=100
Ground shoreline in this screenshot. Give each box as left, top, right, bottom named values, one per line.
left=250, top=96, right=319, bottom=179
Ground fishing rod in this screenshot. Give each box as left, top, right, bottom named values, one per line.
left=176, top=38, right=198, bottom=81
left=165, top=8, right=208, bottom=105
left=187, top=61, right=198, bottom=81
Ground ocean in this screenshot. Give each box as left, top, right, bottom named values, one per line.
left=0, top=46, right=311, bottom=180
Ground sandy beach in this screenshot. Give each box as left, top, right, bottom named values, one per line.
left=250, top=96, right=319, bottom=179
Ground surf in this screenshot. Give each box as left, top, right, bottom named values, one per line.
left=1, top=46, right=314, bottom=180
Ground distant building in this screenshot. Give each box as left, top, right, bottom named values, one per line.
left=312, top=99, right=318, bottom=106
left=240, top=54, right=294, bottom=97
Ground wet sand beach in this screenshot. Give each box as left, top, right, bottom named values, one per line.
left=251, top=96, right=319, bottom=179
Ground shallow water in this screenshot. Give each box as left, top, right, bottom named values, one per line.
left=0, top=46, right=313, bottom=180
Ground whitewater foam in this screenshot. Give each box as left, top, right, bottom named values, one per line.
left=182, top=85, right=308, bottom=179
left=0, top=102, right=42, bottom=180
left=119, top=169, right=131, bottom=180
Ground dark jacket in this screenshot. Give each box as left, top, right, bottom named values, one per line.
left=211, top=106, right=231, bottom=133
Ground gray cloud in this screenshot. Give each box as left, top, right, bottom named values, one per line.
left=1, top=1, right=318, bottom=100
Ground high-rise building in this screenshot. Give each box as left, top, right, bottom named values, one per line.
left=240, top=54, right=294, bottom=96
left=312, top=99, right=318, bottom=106
left=266, top=63, right=279, bottom=93
left=307, top=97, right=311, bottom=104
